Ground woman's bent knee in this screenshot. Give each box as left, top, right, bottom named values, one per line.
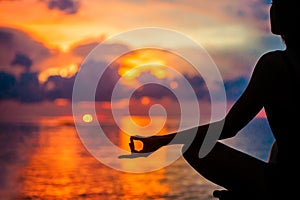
left=182, top=144, right=202, bottom=166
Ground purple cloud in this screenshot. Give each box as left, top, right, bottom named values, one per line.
left=47, top=0, right=80, bottom=14
left=11, top=53, right=32, bottom=70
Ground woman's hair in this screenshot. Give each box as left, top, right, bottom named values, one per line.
left=272, top=0, right=299, bottom=48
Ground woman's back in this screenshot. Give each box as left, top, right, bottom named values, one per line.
left=262, top=49, right=300, bottom=168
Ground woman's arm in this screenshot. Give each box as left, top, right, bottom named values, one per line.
left=171, top=53, right=268, bottom=143
left=218, top=53, right=267, bottom=139
left=126, top=53, right=269, bottom=155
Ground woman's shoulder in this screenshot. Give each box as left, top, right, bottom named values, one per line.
left=259, top=50, right=285, bottom=62
left=255, top=50, right=286, bottom=72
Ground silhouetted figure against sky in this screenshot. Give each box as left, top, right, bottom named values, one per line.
left=126, top=0, right=300, bottom=199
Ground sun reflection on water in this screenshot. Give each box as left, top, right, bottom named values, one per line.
left=12, top=115, right=220, bottom=199
left=18, top=116, right=174, bottom=199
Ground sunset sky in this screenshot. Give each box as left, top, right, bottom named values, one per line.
left=0, top=2, right=283, bottom=198
left=0, top=0, right=284, bottom=115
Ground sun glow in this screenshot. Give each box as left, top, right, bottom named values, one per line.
left=118, top=51, right=167, bottom=81
left=38, top=64, right=78, bottom=83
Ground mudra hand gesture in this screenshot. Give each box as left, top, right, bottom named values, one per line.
left=118, top=135, right=165, bottom=159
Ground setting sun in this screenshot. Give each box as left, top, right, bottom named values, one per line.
left=118, top=50, right=167, bottom=80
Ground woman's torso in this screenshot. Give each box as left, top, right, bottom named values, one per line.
left=263, top=49, right=300, bottom=166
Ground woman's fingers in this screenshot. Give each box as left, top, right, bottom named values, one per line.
left=129, top=140, right=138, bottom=153
left=130, top=135, right=144, bottom=141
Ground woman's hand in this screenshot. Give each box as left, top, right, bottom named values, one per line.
left=118, top=135, right=164, bottom=159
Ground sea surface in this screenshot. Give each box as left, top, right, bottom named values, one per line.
left=0, top=114, right=274, bottom=200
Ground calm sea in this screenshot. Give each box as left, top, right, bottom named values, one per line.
left=0, top=114, right=274, bottom=200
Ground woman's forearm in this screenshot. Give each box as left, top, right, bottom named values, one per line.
left=164, top=123, right=210, bottom=146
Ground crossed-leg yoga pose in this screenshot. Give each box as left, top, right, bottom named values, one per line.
left=124, top=1, right=300, bottom=199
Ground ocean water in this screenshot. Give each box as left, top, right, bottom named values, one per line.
left=0, top=115, right=274, bottom=200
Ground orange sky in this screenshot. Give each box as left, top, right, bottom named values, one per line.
left=0, top=0, right=269, bottom=51
left=0, top=0, right=280, bottom=83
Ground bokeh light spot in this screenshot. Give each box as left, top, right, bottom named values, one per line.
left=141, top=96, right=150, bottom=105
left=170, top=81, right=178, bottom=89
left=83, top=114, right=93, bottom=123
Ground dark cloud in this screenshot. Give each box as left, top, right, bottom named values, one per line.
left=17, top=72, right=43, bottom=102
left=0, top=72, right=16, bottom=99
left=71, top=42, right=99, bottom=57
left=43, top=75, right=75, bottom=101
left=0, top=27, right=51, bottom=76
left=0, top=64, right=248, bottom=104
left=0, top=27, right=248, bottom=104
left=96, top=65, right=121, bottom=101
left=96, top=64, right=211, bottom=103
left=0, top=71, right=42, bottom=102
left=47, top=0, right=80, bottom=14
left=0, top=31, right=13, bottom=47
left=0, top=29, right=135, bottom=103
left=11, top=53, right=32, bottom=70
left=224, top=76, right=248, bottom=101
left=0, top=71, right=76, bottom=102
left=185, top=75, right=210, bottom=100
left=132, top=83, right=176, bottom=100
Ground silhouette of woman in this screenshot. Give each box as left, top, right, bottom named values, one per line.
left=126, top=0, right=299, bottom=199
